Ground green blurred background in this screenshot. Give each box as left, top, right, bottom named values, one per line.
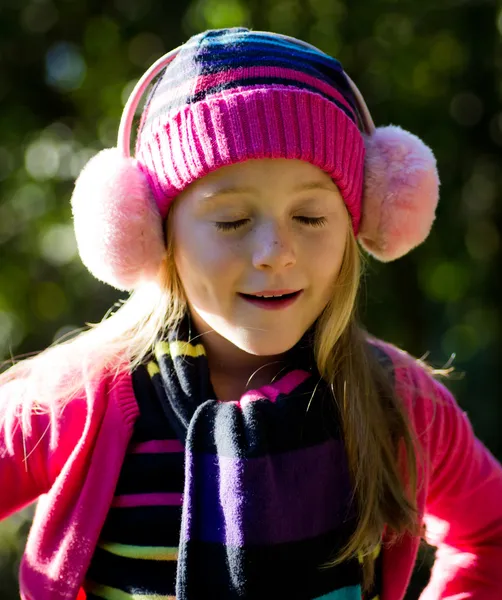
left=0, top=0, right=501, bottom=597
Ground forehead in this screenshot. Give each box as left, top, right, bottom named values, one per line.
left=178, top=158, right=339, bottom=199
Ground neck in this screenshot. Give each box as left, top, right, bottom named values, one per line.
left=189, top=316, right=286, bottom=401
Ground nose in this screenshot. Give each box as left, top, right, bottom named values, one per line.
left=251, top=221, right=296, bottom=271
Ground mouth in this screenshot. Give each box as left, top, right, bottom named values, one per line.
left=238, top=290, right=303, bottom=310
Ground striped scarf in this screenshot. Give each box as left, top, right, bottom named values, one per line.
left=149, top=316, right=375, bottom=599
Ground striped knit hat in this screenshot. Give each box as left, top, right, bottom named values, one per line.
left=71, top=28, right=440, bottom=291
left=135, top=28, right=365, bottom=232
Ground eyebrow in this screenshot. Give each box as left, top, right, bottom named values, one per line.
left=202, top=181, right=337, bottom=200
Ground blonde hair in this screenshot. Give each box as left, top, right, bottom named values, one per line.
left=0, top=213, right=184, bottom=423
left=0, top=213, right=420, bottom=591
left=314, top=229, right=421, bottom=589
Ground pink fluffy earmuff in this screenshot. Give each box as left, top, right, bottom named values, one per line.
left=71, top=36, right=439, bottom=291
left=70, top=51, right=178, bottom=291
left=345, top=74, right=440, bottom=263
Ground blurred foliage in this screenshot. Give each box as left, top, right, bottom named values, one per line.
left=0, top=0, right=501, bottom=597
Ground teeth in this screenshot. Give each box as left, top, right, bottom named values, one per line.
left=255, top=294, right=285, bottom=298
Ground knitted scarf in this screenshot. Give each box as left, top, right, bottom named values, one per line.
left=150, top=316, right=368, bottom=599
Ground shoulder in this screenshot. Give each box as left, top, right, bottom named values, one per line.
left=367, top=337, right=472, bottom=502
left=61, top=359, right=138, bottom=427
left=366, top=336, right=458, bottom=430
left=367, top=336, right=419, bottom=373
left=1, top=356, right=136, bottom=446
left=1, top=357, right=137, bottom=485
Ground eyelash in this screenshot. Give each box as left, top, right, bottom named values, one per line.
left=295, top=216, right=327, bottom=228
left=214, top=219, right=249, bottom=231
left=214, top=216, right=327, bottom=231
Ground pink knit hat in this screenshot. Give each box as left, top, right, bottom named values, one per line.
left=71, top=28, right=439, bottom=290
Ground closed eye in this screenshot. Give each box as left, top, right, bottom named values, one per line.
left=295, top=216, right=327, bottom=228
left=214, top=219, right=250, bottom=231
left=214, top=216, right=327, bottom=231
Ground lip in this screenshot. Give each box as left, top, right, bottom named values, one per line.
left=248, top=289, right=300, bottom=296
left=238, top=290, right=303, bottom=311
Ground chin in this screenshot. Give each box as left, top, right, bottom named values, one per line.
left=190, top=308, right=311, bottom=356
left=231, top=329, right=303, bottom=357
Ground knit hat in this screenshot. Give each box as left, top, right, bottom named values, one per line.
left=71, top=28, right=440, bottom=291
left=135, top=28, right=364, bottom=231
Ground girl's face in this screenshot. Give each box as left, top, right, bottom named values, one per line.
left=171, top=158, right=350, bottom=356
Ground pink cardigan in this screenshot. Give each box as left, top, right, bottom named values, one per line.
left=1, top=344, right=502, bottom=600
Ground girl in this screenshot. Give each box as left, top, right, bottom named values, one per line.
left=1, top=27, right=502, bottom=600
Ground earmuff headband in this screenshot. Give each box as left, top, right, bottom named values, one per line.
left=117, top=34, right=375, bottom=159
left=118, top=48, right=180, bottom=157
left=72, top=30, right=439, bottom=291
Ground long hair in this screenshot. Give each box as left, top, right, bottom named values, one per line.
left=0, top=210, right=184, bottom=428
left=0, top=211, right=421, bottom=591
left=314, top=229, right=421, bottom=590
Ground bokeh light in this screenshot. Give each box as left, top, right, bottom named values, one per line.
left=45, top=42, right=87, bottom=92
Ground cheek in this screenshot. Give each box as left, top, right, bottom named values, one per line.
left=173, top=221, right=243, bottom=292
left=305, top=228, right=347, bottom=277
left=307, top=235, right=347, bottom=311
